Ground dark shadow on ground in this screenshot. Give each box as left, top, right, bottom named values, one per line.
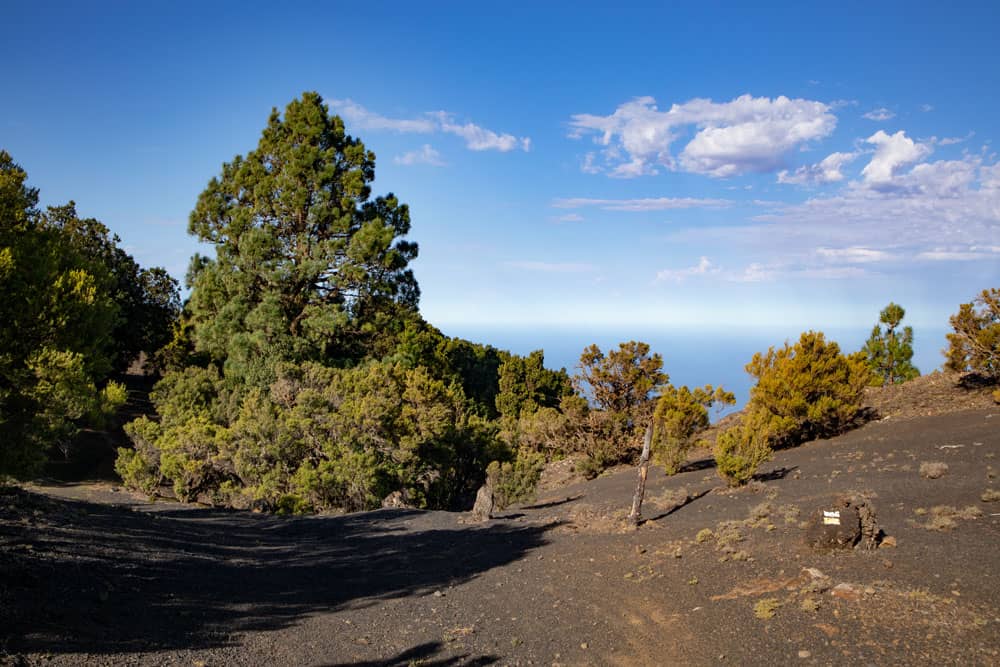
left=520, top=494, right=584, bottom=510
left=753, top=465, right=798, bottom=483
left=678, top=457, right=716, bottom=474
left=323, top=641, right=498, bottom=666
left=645, top=488, right=712, bottom=523
left=0, top=489, right=558, bottom=657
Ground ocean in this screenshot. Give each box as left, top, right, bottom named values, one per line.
left=438, top=324, right=951, bottom=420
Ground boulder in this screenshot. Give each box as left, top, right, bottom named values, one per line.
left=471, top=480, right=495, bottom=522
left=381, top=490, right=414, bottom=509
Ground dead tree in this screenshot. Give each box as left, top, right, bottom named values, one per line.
left=626, top=422, right=654, bottom=526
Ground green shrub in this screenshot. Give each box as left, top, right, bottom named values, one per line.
left=946, top=288, right=1000, bottom=384
left=745, top=331, right=871, bottom=448
left=571, top=341, right=667, bottom=467
left=488, top=450, right=545, bottom=510
left=652, top=384, right=734, bottom=475
left=714, top=331, right=869, bottom=486
left=714, top=410, right=774, bottom=487
left=117, top=360, right=499, bottom=512
left=114, top=446, right=161, bottom=497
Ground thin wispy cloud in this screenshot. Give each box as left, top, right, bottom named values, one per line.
left=393, top=144, right=446, bottom=166
left=863, top=107, right=896, bottom=121
left=816, top=247, right=892, bottom=263
left=504, top=260, right=596, bottom=273
left=654, top=256, right=719, bottom=283
left=552, top=196, right=730, bottom=211
left=329, top=99, right=530, bottom=153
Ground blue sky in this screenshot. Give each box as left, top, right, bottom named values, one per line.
left=5, top=1, right=999, bottom=342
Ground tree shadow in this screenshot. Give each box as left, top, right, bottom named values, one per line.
left=678, top=457, right=716, bottom=474
left=323, top=641, right=498, bottom=666
left=753, top=465, right=798, bottom=482
left=644, top=488, right=712, bottom=523
left=520, top=494, right=584, bottom=510
left=1, top=490, right=559, bottom=658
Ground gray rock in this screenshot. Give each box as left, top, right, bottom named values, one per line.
left=381, top=490, right=413, bottom=509
left=471, top=480, right=494, bottom=522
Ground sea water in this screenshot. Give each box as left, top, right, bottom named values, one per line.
left=438, top=325, right=951, bottom=420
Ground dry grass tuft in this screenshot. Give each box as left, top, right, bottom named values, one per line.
left=919, top=461, right=949, bottom=479
left=754, top=598, right=782, bottom=619
left=981, top=488, right=1000, bottom=503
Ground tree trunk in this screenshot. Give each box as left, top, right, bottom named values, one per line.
left=627, top=422, right=654, bottom=526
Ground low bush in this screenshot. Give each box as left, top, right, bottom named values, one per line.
left=945, top=288, right=1000, bottom=400
left=488, top=450, right=545, bottom=510
left=715, top=331, right=871, bottom=486
left=651, top=384, right=734, bottom=475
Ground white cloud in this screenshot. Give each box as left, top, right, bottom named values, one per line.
left=393, top=144, right=446, bottom=167
left=505, top=261, right=595, bottom=273
left=553, top=213, right=584, bottom=223
left=816, top=247, right=892, bottom=263
left=431, top=112, right=530, bottom=152
left=860, top=130, right=932, bottom=187
left=778, top=151, right=858, bottom=185
left=654, top=256, right=719, bottom=283
left=569, top=94, right=836, bottom=178
left=863, top=107, right=895, bottom=121
left=935, top=131, right=975, bottom=146
left=329, top=99, right=530, bottom=153
left=749, top=154, right=1000, bottom=253
left=329, top=98, right=436, bottom=133
left=734, top=262, right=779, bottom=283
left=729, top=261, right=869, bottom=283
left=917, top=245, right=1000, bottom=261
left=920, top=104, right=934, bottom=113
left=552, top=196, right=730, bottom=211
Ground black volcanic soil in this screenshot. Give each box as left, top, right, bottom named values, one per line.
left=2, top=374, right=999, bottom=666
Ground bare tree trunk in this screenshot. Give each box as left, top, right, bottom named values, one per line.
left=627, top=422, right=654, bottom=526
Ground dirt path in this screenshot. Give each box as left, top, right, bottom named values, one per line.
left=4, top=406, right=1000, bottom=665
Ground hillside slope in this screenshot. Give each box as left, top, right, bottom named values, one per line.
left=2, top=378, right=998, bottom=666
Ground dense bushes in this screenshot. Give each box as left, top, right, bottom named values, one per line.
left=119, top=361, right=503, bottom=511
left=714, top=331, right=871, bottom=486
left=1, top=151, right=177, bottom=478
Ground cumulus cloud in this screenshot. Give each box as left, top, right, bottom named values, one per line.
left=552, top=196, right=730, bottom=211
left=654, top=256, right=719, bottom=283
left=860, top=130, right=932, bottom=187
left=863, top=107, right=896, bottom=121
left=778, top=151, right=859, bottom=185
left=750, top=155, right=1000, bottom=255
left=329, top=99, right=530, bottom=153
left=569, top=94, right=836, bottom=178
